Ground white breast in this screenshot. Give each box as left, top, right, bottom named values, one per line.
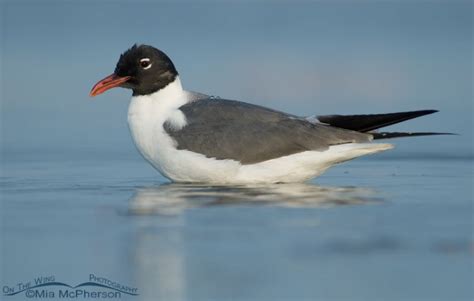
left=127, top=77, right=241, bottom=182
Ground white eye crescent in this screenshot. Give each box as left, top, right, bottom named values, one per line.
left=140, top=58, right=152, bottom=69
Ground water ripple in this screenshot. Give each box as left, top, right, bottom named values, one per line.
left=128, top=183, right=382, bottom=215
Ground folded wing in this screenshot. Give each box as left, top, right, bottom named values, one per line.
left=165, top=99, right=372, bottom=164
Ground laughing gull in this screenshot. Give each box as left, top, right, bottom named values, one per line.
left=90, top=44, right=447, bottom=184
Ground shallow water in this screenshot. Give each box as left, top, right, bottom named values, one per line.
left=1, top=153, right=473, bottom=301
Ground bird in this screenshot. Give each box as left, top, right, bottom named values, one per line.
left=90, top=44, right=448, bottom=184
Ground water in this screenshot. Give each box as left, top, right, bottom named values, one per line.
left=1, top=152, right=472, bottom=301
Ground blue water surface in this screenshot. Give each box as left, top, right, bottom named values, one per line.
left=1, top=151, right=473, bottom=301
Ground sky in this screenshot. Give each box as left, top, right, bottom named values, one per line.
left=1, top=0, right=472, bottom=158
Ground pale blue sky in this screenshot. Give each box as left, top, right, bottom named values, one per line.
left=1, top=0, right=472, bottom=157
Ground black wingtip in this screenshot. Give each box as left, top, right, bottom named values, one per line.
left=415, top=109, right=438, bottom=115
left=394, top=109, right=439, bottom=119
left=317, top=109, right=442, bottom=132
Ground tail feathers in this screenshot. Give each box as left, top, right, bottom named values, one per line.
left=372, top=132, right=456, bottom=140
left=317, top=110, right=438, bottom=132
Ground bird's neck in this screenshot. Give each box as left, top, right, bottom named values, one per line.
left=131, top=76, right=187, bottom=107
left=150, top=76, right=184, bottom=101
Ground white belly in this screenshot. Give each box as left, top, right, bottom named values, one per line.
left=128, top=111, right=242, bottom=183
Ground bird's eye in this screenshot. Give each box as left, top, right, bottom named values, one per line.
left=139, top=58, right=152, bottom=69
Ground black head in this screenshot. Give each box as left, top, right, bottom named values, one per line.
left=90, top=44, right=178, bottom=97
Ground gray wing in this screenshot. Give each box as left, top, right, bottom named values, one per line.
left=164, top=98, right=372, bottom=164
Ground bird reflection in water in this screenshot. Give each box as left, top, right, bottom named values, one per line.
left=128, top=183, right=382, bottom=215
left=127, top=183, right=383, bottom=300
